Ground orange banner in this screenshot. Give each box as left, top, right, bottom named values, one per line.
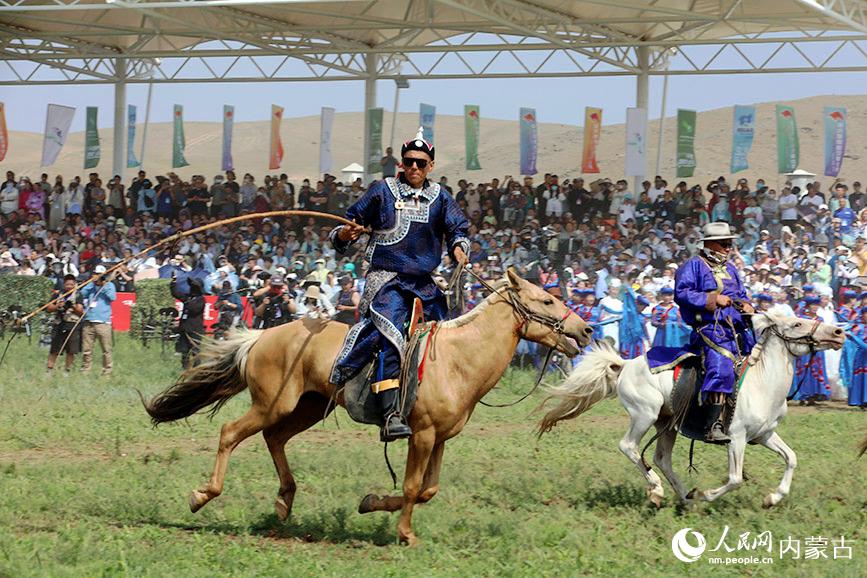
left=581, top=107, right=601, bottom=174
left=0, top=102, right=7, bottom=162
left=269, top=105, right=284, bottom=170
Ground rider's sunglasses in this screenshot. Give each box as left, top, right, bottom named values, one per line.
left=717, top=240, right=733, bottom=248
left=402, top=157, right=429, bottom=169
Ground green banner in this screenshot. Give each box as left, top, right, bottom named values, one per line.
left=776, top=105, right=799, bottom=173
left=366, top=107, right=383, bottom=174
left=465, top=105, right=481, bottom=170
left=84, top=106, right=100, bottom=169
left=676, top=109, right=696, bottom=178
left=172, top=104, right=189, bottom=168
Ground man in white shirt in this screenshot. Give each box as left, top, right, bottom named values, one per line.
left=599, top=277, right=623, bottom=348
left=778, top=187, right=798, bottom=227
left=648, top=176, right=666, bottom=202
left=0, top=177, right=19, bottom=216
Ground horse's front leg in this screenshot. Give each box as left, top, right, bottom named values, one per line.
left=756, top=431, right=797, bottom=508
left=691, top=434, right=746, bottom=503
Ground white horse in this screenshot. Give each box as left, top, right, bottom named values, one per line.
left=538, top=313, right=846, bottom=508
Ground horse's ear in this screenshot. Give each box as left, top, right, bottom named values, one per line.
left=751, top=312, right=773, bottom=334
left=506, top=267, right=523, bottom=290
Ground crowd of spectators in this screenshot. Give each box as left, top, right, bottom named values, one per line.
left=2, top=167, right=867, bottom=326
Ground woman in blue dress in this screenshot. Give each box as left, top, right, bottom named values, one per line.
left=650, top=287, right=689, bottom=348
left=789, top=295, right=831, bottom=405
left=847, top=306, right=867, bottom=408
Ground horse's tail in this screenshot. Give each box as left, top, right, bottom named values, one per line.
left=140, top=329, right=262, bottom=425
left=536, top=339, right=626, bottom=436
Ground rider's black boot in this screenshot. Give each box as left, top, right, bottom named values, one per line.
left=377, top=387, right=412, bottom=442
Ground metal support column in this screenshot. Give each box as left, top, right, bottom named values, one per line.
left=113, top=57, right=127, bottom=180
left=655, top=73, right=669, bottom=177
left=362, top=52, right=378, bottom=186
left=634, top=46, right=649, bottom=191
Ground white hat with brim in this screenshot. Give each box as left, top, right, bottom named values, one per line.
left=700, top=222, right=737, bottom=242
left=303, top=285, right=321, bottom=300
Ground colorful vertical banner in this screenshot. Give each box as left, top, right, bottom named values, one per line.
left=624, top=107, right=647, bottom=177
left=366, top=107, right=383, bottom=173
left=730, top=105, right=755, bottom=174
left=676, top=109, right=697, bottom=178
left=41, top=104, right=75, bottom=167
left=464, top=105, right=481, bottom=171
left=127, top=105, right=139, bottom=168
left=84, top=107, right=100, bottom=169
left=222, top=105, right=234, bottom=171
left=0, top=102, right=7, bottom=162
left=776, top=105, right=799, bottom=173
left=172, top=104, right=189, bottom=168
left=269, top=105, right=284, bottom=170
left=581, top=107, right=602, bottom=174
left=824, top=106, right=846, bottom=177
left=519, top=107, right=537, bottom=175
left=420, top=103, right=436, bottom=146
left=319, top=106, right=334, bottom=174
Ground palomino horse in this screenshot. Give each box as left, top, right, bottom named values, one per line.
left=538, top=313, right=845, bottom=508
left=143, top=269, right=593, bottom=546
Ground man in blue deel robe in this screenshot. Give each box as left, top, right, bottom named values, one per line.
left=328, top=128, right=469, bottom=441
left=673, top=222, right=756, bottom=443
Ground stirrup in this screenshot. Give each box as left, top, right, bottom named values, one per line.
left=705, top=421, right=731, bottom=444
left=380, top=412, right=412, bottom=442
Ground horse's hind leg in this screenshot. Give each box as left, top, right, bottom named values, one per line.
left=653, top=427, right=689, bottom=504
left=190, top=408, right=268, bottom=513
left=756, top=431, right=797, bottom=509
left=618, top=410, right=665, bottom=507
left=265, top=393, right=332, bottom=521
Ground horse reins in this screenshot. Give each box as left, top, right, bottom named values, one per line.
left=453, top=267, right=575, bottom=408
left=775, top=317, right=823, bottom=401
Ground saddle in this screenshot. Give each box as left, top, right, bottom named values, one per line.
left=667, top=354, right=741, bottom=443
left=343, top=299, right=436, bottom=426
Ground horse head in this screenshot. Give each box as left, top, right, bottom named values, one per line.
left=752, top=312, right=846, bottom=358
left=504, top=268, right=593, bottom=355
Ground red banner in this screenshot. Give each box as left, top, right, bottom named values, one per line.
left=110, top=293, right=250, bottom=333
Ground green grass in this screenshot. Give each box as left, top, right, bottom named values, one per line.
left=0, top=334, right=865, bottom=576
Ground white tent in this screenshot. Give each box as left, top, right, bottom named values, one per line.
left=341, top=163, right=364, bottom=184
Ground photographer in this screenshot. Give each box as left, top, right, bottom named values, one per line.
left=45, top=274, right=84, bottom=376
left=80, top=265, right=116, bottom=376
left=170, top=274, right=205, bottom=368
left=214, top=279, right=242, bottom=337
left=253, top=275, right=296, bottom=328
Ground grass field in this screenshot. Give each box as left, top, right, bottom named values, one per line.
left=0, top=333, right=865, bottom=577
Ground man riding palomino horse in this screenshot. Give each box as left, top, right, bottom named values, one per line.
left=671, top=222, right=756, bottom=443
left=329, top=127, right=470, bottom=442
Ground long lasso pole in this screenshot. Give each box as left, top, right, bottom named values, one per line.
left=17, top=210, right=364, bottom=324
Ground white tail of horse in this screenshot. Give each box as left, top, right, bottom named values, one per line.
left=537, top=340, right=626, bottom=435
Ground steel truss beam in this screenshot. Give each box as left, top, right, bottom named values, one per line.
left=2, top=0, right=867, bottom=84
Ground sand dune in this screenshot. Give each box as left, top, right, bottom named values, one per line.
left=3, top=94, right=865, bottom=187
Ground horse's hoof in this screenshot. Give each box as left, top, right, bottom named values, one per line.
left=762, top=494, right=776, bottom=509
left=189, top=490, right=208, bottom=513
left=400, top=533, right=421, bottom=547
left=275, top=497, right=291, bottom=521
left=358, top=493, right=379, bottom=514
left=650, top=494, right=663, bottom=508
left=685, top=487, right=699, bottom=501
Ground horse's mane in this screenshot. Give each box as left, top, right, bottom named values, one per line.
left=438, top=278, right=511, bottom=329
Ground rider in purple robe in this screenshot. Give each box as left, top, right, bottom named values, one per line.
left=674, top=222, right=756, bottom=443
left=329, top=128, right=469, bottom=441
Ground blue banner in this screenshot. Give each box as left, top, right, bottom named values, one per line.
left=730, top=105, right=754, bottom=173
left=824, top=106, right=846, bottom=177
left=420, top=103, right=435, bottom=146
left=127, top=105, right=139, bottom=168
left=520, top=107, right=537, bottom=175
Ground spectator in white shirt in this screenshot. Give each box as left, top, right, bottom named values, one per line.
left=779, top=187, right=798, bottom=226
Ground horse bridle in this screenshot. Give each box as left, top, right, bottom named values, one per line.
left=763, top=317, right=823, bottom=401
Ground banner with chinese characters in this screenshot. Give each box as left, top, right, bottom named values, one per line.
left=269, top=105, right=284, bottom=170
left=776, top=105, right=799, bottom=173
left=42, top=104, right=75, bottom=167
left=0, top=102, right=9, bottom=162
left=581, top=107, right=601, bottom=174
left=824, top=106, right=846, bottom=177
left=624, top=107, right=647, bottom=177
left=676, top=108, right=696, bottom=178
left=172, top=104, right=189, bottom=168
left=730, top=105, right=754, bottom=173
left=464, top=105, right=481, bottom=170
left=127, top=105, right=139, bottom=168
left=84, top=106, right=100, bottom=169
left=420, top=103, right=435, bottom=146
left=366, top=107, right=383, bottom=173
left=519, top=107, right=537, bottom=175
